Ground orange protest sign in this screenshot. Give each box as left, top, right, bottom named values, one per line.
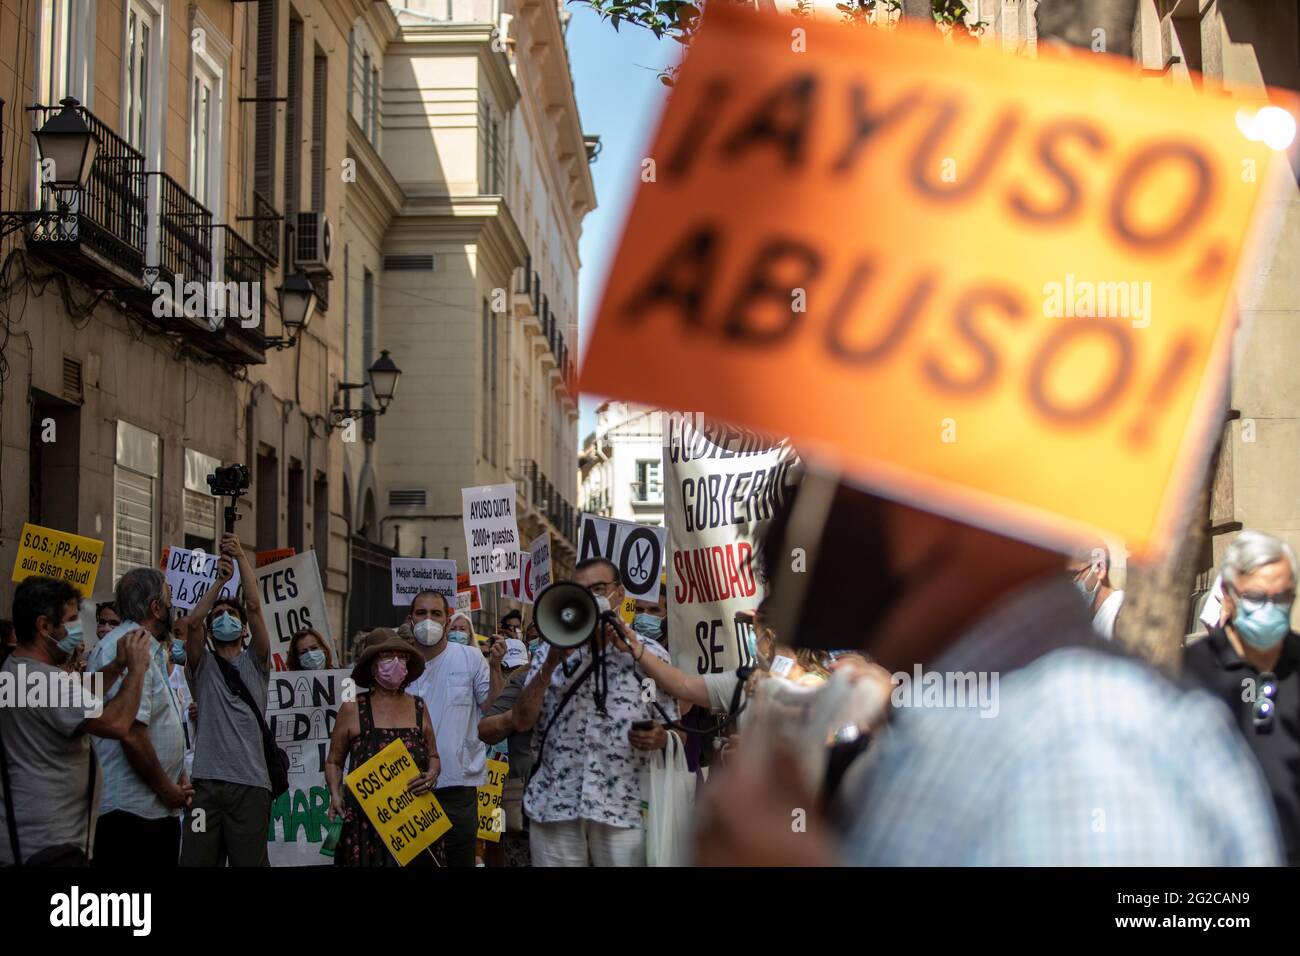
left=456, top=573, right=481, bottom=612
left=256, top=547, right=296, bottom=569
left=580, top=6, right=1291, bottom=555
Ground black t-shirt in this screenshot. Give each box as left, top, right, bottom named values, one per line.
left=1182, top=626, right=1300, bottom=865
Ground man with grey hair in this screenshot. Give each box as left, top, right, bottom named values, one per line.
left=86, top=567, right=192, bottom=867
left=1065, top=542, right=1125, bottom=640
left=1184, top=529, right=1299, bottom=864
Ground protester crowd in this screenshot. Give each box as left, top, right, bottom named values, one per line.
left=0, top=481, right=1297, bottom=868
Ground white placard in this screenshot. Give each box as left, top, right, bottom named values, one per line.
left=462, top=483, right=521, bottom=585
left=390, top=557, right=457, bottom=607
left=578, top=514, right=667, bottom=603
left=267, top=668, right=351, bottom=866
left=498, top=532, right=553, bottom=606
left=255, top=550, right=332, bottom=671
left=164, top=545, right=241, bottom=611
left=664, top=414, right=799, bottom=676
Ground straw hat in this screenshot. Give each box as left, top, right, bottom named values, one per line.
left=351, top=627, right=425, bottom=687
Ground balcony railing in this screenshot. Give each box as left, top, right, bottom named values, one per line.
left=147, top=172, right=213, bottom=291
left=25, top=103, right=146, bottom=284
left=251, top=191, right=280, bottom=266
left=217, top=224, right=267, bottom=363
left=515, top=458, right=577, bottom=546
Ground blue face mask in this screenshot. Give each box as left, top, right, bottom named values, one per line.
left=632, top=613, right=663, bottom=640
left=448, top=630, right=471, bottom=646
left=170, top=638, right=187, bottom=664
left=300, top=648, right=326, bottom=670
left=528, top=639, right=541, bottom=657
left=51, top=620, right=85, bottom=657
left=745, top=628, right=759, bottom=662
left=211, top=612, right=243, bottom=643
left=1234, top=602, right=1291, bottom=650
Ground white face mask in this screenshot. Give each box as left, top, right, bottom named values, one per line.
left=414, top=619, right=445, bottom=647
left=594, top=595, right=612, bottom=614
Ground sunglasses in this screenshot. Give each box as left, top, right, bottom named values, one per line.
left=1252, top=671, right=1278, bottom=734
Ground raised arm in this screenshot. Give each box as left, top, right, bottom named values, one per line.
left=186, top=552, right=235, bottom=666
left=223, top=534, right=270, bottom=665
left=607, top=617, right=712, bottom=709
left=512, top=647, right=564, bottom=733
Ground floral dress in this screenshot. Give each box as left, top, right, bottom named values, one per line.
left=335, top=693, right=435, bottom=867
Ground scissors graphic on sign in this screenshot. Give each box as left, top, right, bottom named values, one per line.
left=628, top=541, right=652, bottom=582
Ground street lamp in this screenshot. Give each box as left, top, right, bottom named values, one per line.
left=266, top=271, right=317, bottom=349
left=330, top=350, right=403, bottom=431
left=0, top=96, right=99, bottom=239
left=34, top=98, right=98, bottom=191
left=368, top=350, right=401, bottom=412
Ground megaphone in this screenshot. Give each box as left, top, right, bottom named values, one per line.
left=533, top=581, right=602, bottom=649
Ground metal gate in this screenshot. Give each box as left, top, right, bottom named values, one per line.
left=347, top=534, right=399, bottom=662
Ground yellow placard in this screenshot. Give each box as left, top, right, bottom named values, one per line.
left=579, top=5, right=1292, bottom=557
left=476, top=758, right=509, bottom=843
left=12, top=523, right=103, bottom=595
left=620, top=596, right=637, bottom=624
left=345, top=739, right=451, bottom=866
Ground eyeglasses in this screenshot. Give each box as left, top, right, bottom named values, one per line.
left=1253, top=671, right=1278, bottom=734
left=1234, top=590, right=1296, bottom=615
left=588, top=580, right=620, bottom=597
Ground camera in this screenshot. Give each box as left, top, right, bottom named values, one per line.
left=207, top=463, right=251, bottom=498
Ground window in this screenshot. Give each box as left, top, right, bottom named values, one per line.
left=114, top=421, right=160, bottom=584
left=311, top=49, right=328, bottom=210
left=370, top=66, right=380, bottom=143
left=481, top=300, right=492, bottom=460
left=183, top=449, right=221, bottom=553
left=257, top=448, right=279, bottom=552
left=254, top=0, right=279, bottom=204
left=37, top=0, right=94, bottom=108
left=188, top=16, right=228, bottom=215
left=123, top=2, right=158, bottom=156
left=29, top=393, right=81, bottom=534
left=313, top=474, right=329, bottom=560
left=635, top=460, right=662, bottom=503
left=362, top=268, right=374, bottom=400
left=284, top=12, right=304, bottom=263
left=361, top=52, right=372, bottom=133
left=288, top=461, right=304, bottom=554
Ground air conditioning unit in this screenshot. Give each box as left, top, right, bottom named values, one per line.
left=294, top=211, right=333, bottom=270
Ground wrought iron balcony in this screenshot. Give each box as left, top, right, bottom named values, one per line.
left=146, top=171, right=213, bottom=291
left=250, top=190, right=280, bottom=266
left=23, top=102, right=146, bottom=287
left=214, top=224, right=268, bottom=365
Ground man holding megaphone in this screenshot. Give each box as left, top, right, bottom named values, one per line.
left=510, top=558, right=679, bottom=867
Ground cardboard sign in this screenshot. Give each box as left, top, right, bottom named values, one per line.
left=665, top=416, right=799, bottom=675
left=579, top=5, right=1287, bottom=555
left=163, top=546, right=241, bottom=611
left=267, top=668, right=351, bottom=866
left=345, top=738, right=450, bottom=866
left=499, top=533, right=553, bottom=605
left=578, top=515, right=667, bottom=602
left=256, top=551, right=332, bottom=672
left=390, top=558, right=457, bottom=607
left=475, top=758, right=509, bottom=842
left=256, top=547, right=296, bottom=569
left=462, top=484, right=521, bottom=585
left=456, top=572, right=481, bottom=612
left=12, top=523, right=103, bottom=595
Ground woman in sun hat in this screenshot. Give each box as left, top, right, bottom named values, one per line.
left=324, top=628, right=441, bottom=866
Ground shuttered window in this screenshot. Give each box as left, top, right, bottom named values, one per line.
left=113, top=421, right=160, bottom=585
left=311, top=49, right=327, bottom=211
left=362, top=268, right=374, bottom=400
left=370, top=67, right=379, bottom=143
left=285, top=13, right=304, bottom=236
left=361, top=52, right=371, bottom=133
left=254, top=0, right=278, bottom=203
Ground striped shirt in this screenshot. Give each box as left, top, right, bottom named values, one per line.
left=836, top=577, right=1281, bottom=865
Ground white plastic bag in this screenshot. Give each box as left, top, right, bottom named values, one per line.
left=641, top=731, right=696, bottom=867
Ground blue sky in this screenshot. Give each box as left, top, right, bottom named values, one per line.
left=565, top=4, right=679, bottom=440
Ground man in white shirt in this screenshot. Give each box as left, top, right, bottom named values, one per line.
left=404, top=590, right=503, bottom=866
left=1067, top=544, right=1125, bottom=640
